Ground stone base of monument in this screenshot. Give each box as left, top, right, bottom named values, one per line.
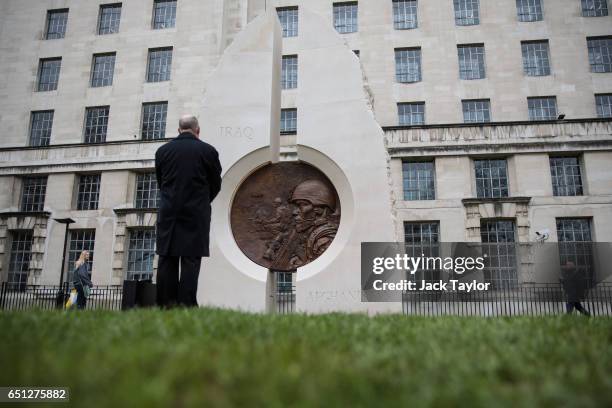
left=197, top=7, right=399, bottom=313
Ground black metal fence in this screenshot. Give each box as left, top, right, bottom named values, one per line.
left=274, top=286, right=296, bottom=314
left=0, top=282, right=123, bottom=311
left=402, top=283, right=612, bottom=316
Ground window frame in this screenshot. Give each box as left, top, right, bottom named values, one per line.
left=516, top=0, right=543, bottom=22
left=462, top=99, right=491, bottom=123
left=281, top=55, right=298, bottom=89
left=134, top=172, right=160, bottom=209
left=37, top=57, right=62, bottom=92
left=6, top=230, right=34, bottom=291
left=549, top=156, right=584, bottom=197
left=280, top=108, right=298, bottom=134
left=125, top=228, right=156, bottom=281
left=83, top=106, right=110, bottom=144
left=29, top=110, right=54, bottom=147
left=404, top=221, right=440, bottom=283
left=141, top=101, right=168, bottom=140
left=474, top=158, right=509, bottom=199
left=152, top=0, right=177, bottom=29
left=453, top=0, right=480, bottom=26
left=393, top=0, right=418, bottom=30
left=333, top=1, right=359, bottom=34
left=146, top=47, right=174, bottom=83
left=75, top=174, right=102, bottom=211
left=395, top=47, right=422, bottom=83
left=20, top=176, right=48, bottom=213
left=587, top=36, right=612, bottom=73
left=66, top=229, right=96, bottom=282
left=521, top=40, right=551, bottom=76
left=90, top=52, right=117, bottom=88
left=276, top=6, right=299, bottom=37
left=402, top=160, right=436, bottom=201
left=480, top=219, right=518, bottom=289
left=581, top=0, right=609, bottom=17
left=397, top=102, right=425, bottom=125
left=457, top=43, right=486, bottom=80
left=98, top=3, right=122, bottom=35
left=527, top=96, right=558, bottom=121
left=595, top=93, right=612, bottom=118
left=45, top=8, right=69, bottom=40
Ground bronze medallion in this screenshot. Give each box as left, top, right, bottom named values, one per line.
left=230, top=162, right=341, bottom=272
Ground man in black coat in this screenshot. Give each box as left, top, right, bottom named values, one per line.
left=560, top=259, right=590, bottom=316
left=155, top=115, right=222, bottom=307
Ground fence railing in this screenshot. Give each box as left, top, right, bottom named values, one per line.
left=0, top=282, right=123, bottom=311
left=402, top=283, right=612, bottom=316
left=274, top=286, right=296, bottom=314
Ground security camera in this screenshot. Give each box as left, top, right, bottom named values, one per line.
left=535, top=229, right=550, bottom=242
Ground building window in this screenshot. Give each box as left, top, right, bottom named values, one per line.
left=276, top=272, right=293, bottom=292
left=516, top=0, right=543, bottom=21
left=153, top=0, right=177, bottom=29
left=398, top=102, right=425, bottom=125
left=550, top=157, right=583, bottom=196
left=475, top=159, right=509, bottom=198
left=45, top=9, right=69, bottom=39
left=67, top=229, right=95, bottom=282
left=98, top=3, right=122, bottom=35
left=84, top=106, right=110, bottom=144
left=402, top=161, right=435, bottom=200
left=281, top=55, right=298, bottom=89
left=37, top=58, right=61, bottom=91
left=528, top=96, right=557, bottom=121
left=596, top=93, right=612, bottom=118
left=141, top=102, right=168, bottom=140
left=453, top=0, right=479, bottom=26
left=76, top=174, right=101, bottom=211
left=395, top=48, right=422, bottom=83
left=7, top=231, right=33, bottom=291
left=404, top=222, right=439, bottom=282
left=462, top=99, right=491, bottom=123
left=135, top=172, right=160, bottom=209
left=582, top=0, right=608, bottom=17
left=21, top=176, right=47, bottom=212
left=333, top=2, right=358, bottom=33
left=277, top=7, right=298, bottom=37
left=393, top=0, right=418, bottom=29
left=147, top=47, right=173, bottom=82
left=458, top=44, right=485, bottom=80
left=91, top=53, right=116, bottom=87
left=29, top=110, right=54, bottom=147
left=557, top=218, right=593, bottom=284
left=587, top=36, right=612, bottom=73
left=126, top=229, right=156, bottom=281
left=480, top=220, right=517, bottom=289
left=522, top=40, right=551, bottom=76
left=280, top=108, right=297, bottom=133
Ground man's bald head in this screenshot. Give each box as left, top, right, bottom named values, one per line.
left=178, top=115, right=200, bottom=138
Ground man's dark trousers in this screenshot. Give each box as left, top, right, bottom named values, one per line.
left=157, top=255, right=201, bottom=307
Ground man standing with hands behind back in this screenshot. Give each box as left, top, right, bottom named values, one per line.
left=155, top=115, right=222, bottom=307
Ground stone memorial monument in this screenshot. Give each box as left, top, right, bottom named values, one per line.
left=198, top=7, right=397, bottom=313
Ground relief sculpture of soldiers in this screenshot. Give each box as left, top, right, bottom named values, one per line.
left=231, top=162, right=341, bottom=271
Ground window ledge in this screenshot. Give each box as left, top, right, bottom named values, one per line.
left=0, top=211, right=52, bottom=218
left=113, top=207, right=158, bottom=215
left=462, top=197, right=532, bottom=206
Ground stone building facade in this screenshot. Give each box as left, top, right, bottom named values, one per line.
left=0, top=0, right=611, bottom=312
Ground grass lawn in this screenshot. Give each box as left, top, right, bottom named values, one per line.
left=0, top=309, right=611, bottom=407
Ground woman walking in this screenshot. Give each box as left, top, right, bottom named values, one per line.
left=73, top=250, right=93, bottom=310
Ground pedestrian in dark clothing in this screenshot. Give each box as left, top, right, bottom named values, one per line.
left=155, top=115, right=222, bottom=307
left=560, top=260, right=590, bottom=316
left=73, top=250, right=93, bottom=310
